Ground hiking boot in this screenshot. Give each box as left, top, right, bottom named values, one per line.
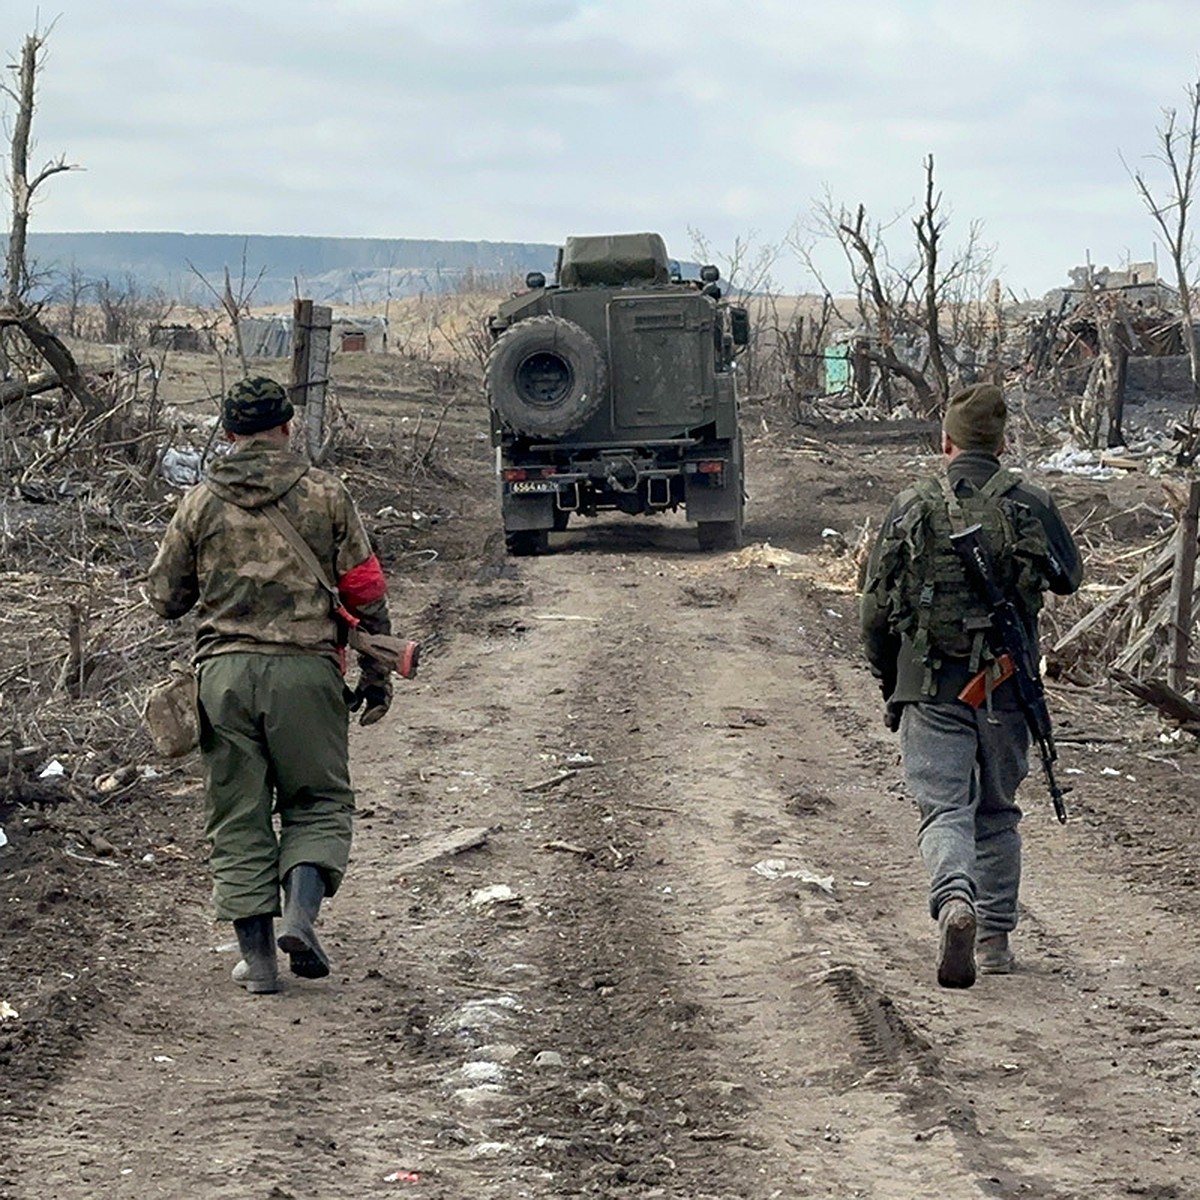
left=936, top=898, right=977, bottom=989
left=977, top=931, right=1016, bottom=975
left=232, top=914, right=281, bottom=994
left=277, top=864, right=331, bottom=979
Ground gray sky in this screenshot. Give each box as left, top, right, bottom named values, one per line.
left=10, top=0, right=1200, bottom=296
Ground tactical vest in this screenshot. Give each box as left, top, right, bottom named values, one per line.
left=875, top=469, right=1049, bottom=695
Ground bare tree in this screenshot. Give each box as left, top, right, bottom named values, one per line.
left=0, top=26, right=100, bottom=414
left=55, top=260, right=94, bottom=339
left=791, top=158, right=993, bottom=418
left=94, top=273, right=175, bottom=345
left=187, top=243, right=267, bottom=373
left=1126, top=79, right=1200, bottom=414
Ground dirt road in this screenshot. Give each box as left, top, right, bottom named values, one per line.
left=4, top=429, right=1200, bottom=1199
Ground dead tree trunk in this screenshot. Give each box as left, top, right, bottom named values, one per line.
left=915, top=155, right=950, bottom=409
left=1, top=29, right=100, bottom=415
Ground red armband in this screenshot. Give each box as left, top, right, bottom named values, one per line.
left=337, top=554, right=388, bottom=610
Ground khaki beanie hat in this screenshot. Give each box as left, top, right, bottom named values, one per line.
left=943, top=383, right=1006, bottom=452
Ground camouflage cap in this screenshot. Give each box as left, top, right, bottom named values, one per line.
left=223, top=376, right=295, bottom=435
left=943, top=383, right=1006, bottom=453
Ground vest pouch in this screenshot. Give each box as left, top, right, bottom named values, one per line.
left=143, top=662, right=199, bottom=758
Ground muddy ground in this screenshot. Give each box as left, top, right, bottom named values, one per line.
left=3, top=358, right=1200, bottom=1199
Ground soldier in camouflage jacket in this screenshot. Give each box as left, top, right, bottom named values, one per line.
left=148, top=376, right=394, bottom=994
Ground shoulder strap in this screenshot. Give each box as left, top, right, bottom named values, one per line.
left=979, top=467, right=1020, bottom=499
left=202, top=479, right=340, bottom=601
left=937, top=474, right=968, bottom=535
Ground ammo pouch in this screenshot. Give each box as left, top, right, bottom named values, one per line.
left=143, top=662, right=199, bottom=757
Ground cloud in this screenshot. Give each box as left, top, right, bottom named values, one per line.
left=11, top=0, right=1200, bottom=293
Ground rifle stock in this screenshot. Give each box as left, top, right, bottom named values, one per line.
left=950, top=523, right=1070, bottom=824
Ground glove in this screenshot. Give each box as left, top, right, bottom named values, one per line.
left=347, top=676, right=393, bottom=727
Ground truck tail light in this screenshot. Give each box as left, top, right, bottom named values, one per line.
left=502, top=468, right=527, bottom=482
left=697, top=460, right=724, bottom=474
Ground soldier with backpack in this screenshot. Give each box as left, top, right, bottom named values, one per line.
left=860, top=383, right=1082, bottom=989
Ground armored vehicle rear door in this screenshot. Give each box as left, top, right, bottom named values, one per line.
left=606, top=293, right=714, bottom=429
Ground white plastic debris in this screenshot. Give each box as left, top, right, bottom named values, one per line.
left=160, top=448, right=204, bottom=487
left=752, top=859, right=835, bottom=893
left=1100, top=767, right=1122, bottom=777
left=152, top=1055, right=175, bottom=1064
left=1037, top=445, right=1119, bottom=479
left=0, top=826, right=7, bottom=850
left=38, top=759, right=65, bottom=779
left=0, top=1001, right=19, bottom=1021
left=470, top=884, right=520, bottom=909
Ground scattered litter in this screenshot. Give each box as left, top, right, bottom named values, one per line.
left=850, top=879, right=872, bottom=888
left=38, top=759, right=65, bottom=779
left=140, top=766, right=161, bottom=779
left=0, top=827, right=7, bottom=850
left=540, top=839, right=592, bottom=858
left=152, top=1055, right=175, bottom=1064
left=563, top=752, right=596, bottom=767
left=141, top=853, right=156, bottom=864
left=95, top=765, right=139, bottom=793
left=1065, top=768, right=1085, bottom=775
left=533, top=1050, right=565, bottom=1069
left=63, top=847, right=119, bottom=868
left=531, top=613, right=600, bottom=622
left=1100, top=767, right=1122, bottom=776
left=383, top=1169, right=421, bottom=1183
left=469, top=884, right=521, bottom=910
left=160, top=447, right=204, bottom=487
left=752, top=859, right=835, bottom=893
left=1037, top=445, right=1121, bottom=480
left=821, top=528, right=849, bottom=555
left=731, top=541, right=806, bottom=577
left=0, top=1001, right=19, bottom=1021
left=522, top=770, right=577, bottom=793
left=392, top=827, right=490, bottom=874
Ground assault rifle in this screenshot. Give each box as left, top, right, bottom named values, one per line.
left=950, top=523, right=1070, bottom=824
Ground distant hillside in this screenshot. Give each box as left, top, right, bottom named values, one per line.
left=19, top=232, right=561, bottom=305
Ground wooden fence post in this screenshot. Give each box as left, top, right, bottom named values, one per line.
left=1167, top=479, right=1200, bottom=693
left=289, top=298, right=332, bottom=462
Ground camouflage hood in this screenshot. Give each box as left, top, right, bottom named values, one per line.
left=204, top=441, right=310, bottom=510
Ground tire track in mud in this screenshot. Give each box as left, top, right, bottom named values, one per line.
left=524, top=553, right=1067, bottom=1200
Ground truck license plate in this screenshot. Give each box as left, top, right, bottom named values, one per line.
left=509, top=480, right=559, bottom=494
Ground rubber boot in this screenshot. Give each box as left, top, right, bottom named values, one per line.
left=231, top=914, right=281, bottom=994
left=277, top=864, right=331, bottom=979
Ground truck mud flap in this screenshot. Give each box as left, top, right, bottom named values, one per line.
left=502, top=490, right=555, bottom=532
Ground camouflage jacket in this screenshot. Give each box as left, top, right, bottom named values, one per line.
left=147, top=440, right=392, bottom=676
left=860, top=451, right=1082, bottom=706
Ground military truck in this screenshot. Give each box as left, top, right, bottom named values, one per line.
left=484, top=232, right=749, bottom=554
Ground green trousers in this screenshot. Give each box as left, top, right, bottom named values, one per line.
left=196, top=653, right=354, bottom=921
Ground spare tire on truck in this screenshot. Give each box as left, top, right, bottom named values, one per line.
left=485, top=315, right=607, bottom=438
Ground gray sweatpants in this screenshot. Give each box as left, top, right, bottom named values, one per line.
left=899, top=701, right=1029, bottom=934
